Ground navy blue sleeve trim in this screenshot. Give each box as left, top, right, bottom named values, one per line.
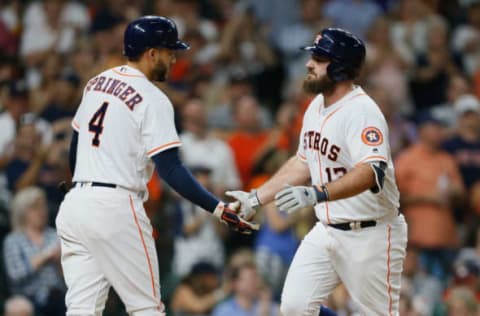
left=152, top=148, right=219, bottom=212
left=69, top=130, right=78, bottom=176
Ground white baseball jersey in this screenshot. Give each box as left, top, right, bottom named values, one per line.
left=71, top=65, right=181, bottom=197
left=296, top=86, right=400, bottom=224
left=59, top=64, right=174, bottom=315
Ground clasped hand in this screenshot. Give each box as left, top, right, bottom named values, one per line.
left=213, top=202, right=259, bottom=234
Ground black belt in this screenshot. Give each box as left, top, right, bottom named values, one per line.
left=328, top=220, right=376, bottom=231
left=73, top=181, right=117, bottom=189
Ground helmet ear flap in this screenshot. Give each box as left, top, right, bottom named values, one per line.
left=327, top=62, right=349, bottom=82
left=327, top=62, right=358, bottom=82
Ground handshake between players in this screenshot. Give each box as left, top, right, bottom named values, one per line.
left=222, top=183, right=319, bottom=234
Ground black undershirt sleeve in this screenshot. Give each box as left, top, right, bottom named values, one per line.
left=151, top=147, right=219, bottom=212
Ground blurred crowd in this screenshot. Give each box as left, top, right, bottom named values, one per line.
left=1, top=0, right=480, bottom=315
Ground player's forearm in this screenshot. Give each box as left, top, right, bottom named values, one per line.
left=152, top=149, right=219, bottom=212
left=257, top=156, right=310, bottom=205
left=323, top=163, right=376, bottom=201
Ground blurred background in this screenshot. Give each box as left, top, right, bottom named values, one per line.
left=0, top=0, right=480, bottom=315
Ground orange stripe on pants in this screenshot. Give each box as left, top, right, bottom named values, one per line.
left=129, top=195, right=157, bottom=300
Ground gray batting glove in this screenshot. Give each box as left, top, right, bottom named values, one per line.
left=225, top=190, right=260, bottom=220
left=275, top=185, right=319, bottom=213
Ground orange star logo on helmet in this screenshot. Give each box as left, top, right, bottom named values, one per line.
left=361, top=127, right=383, bottom=146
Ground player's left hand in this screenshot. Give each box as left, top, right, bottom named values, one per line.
left=213, top=202, right=260, bottom=234
left=275, top=185, right=325, bottom=213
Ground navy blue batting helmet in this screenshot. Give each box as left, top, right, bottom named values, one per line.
left=123, top=16, right=190, bottom=58
left=301, top=28, right=366, bottom=82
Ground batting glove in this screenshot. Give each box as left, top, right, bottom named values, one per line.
left=225, top=190, right=260, bottom=220
left=275, top=184, right=329, bottom=213
left=213, top=202, right=260, bottom=234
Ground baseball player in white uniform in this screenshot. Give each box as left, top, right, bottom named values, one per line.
left=55, top=16, right=258, bottom=316
left=227, top=28, right=408, bottom=315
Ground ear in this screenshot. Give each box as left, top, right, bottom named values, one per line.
left=148, top=48, right=156, bottom=60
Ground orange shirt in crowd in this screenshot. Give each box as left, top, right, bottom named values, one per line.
left=228, top=131, right=270, bottom=188
left=395, top=143, right=464, bottom=248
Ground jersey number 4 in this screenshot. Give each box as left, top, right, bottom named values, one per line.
left=89, top=101, right=109, bottom=147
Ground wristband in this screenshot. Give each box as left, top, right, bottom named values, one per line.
left=313, top=185, right=329, bottom=202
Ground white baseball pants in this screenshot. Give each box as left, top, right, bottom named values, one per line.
left=56, top=186, right=165, bottom=316
left=280, top=214, right=407, bottom=316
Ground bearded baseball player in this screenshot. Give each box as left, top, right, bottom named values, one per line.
left=55, top=16, right=258, bottom=316
left=227, top=28, right=408, bottom=315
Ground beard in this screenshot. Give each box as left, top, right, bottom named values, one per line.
left=152, top=59, right=168, bottom=82
left=303, top=73, right=336, bottom=95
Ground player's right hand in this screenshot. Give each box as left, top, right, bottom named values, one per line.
left=225, top=190, right=259, bottom=220
left=213, top=202, right=260, bottom=235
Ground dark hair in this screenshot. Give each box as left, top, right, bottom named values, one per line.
left=180, top=262, right=219, bottom=295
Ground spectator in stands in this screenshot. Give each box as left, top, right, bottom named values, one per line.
left=180, top=98, right=241, bottom=194
left=409, top=17, right=462, bottom=111
left=170, top=262, right=227, bottom=316
left=391, top=0, right=439, bottom=64
left=4, top=115, right=46, bottom=192
left=324, top=0, right=382, bottom=40
left=443, top=94, right=480, bottom=191
left=212, top=262, right=279, bottom=316
left=444, top=286, right=478, bottom=316
left=0, top=81, right=52, bottom=170
left=172, top=166, right=227, bottom=277
left=276, top=0, right=330, bottom=88
left=249, top=0, right=299, bottom=45
left=364, top=16, right=411, bottom=109
left=208, top=71, right=272, bottom=133
left=452, top=1, right=480, bottom=76
left=450, top=225, right=480, bottom=300
left=245, top=136, right=298, bottom=299
left=29, top=54, right=63, bottom=113
left=401, top=247, right=443, bottom=315
left=368, top=84, right=417, bottom=158
left=39, top=71, right=80, bottom=123
left=19, top=0, right=89, bottom=67
left=4, top=112, right=66, bottom=216
left=169, top=0, right=218, bottom=43
left=395, top=111, right=465, bottom=278
left=3, top=186, right=65, bottom=316
left=431, top=74, right=472, bottom=128
left=0, top=81, right=31, bottom=162
left=254, top=201, right=301, bottom=300
left=0, top=4, right=18, bottom=56
left=227, top=248, right=257, bottom=272
left=216, top=7, right=281, bottom=110
left=89, top=3, right=127, bottom=71
left=4, top=295, right=34, bottom=316
left=228, top=95, right=284, bottom=189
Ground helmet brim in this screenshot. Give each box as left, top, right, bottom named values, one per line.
left=300, top=45, right=330, bottom=58
left=171, top=41, right=190, bottom=50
